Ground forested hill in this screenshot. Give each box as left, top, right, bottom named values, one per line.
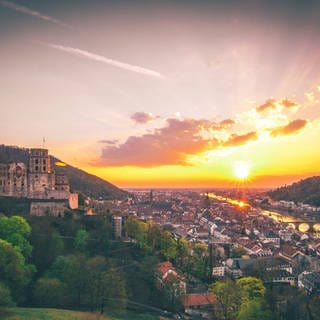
left=52, top=158, right=127, bottom=199
left=267, top=176, right=320, bottom=206
left=0, top=145, right=127, bottom=199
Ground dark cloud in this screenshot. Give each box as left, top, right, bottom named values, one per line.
left=98, top=139, right=118, bottom=145
left=130, top=112, right=157, bottom=124
left=270, top=119, right=307, bottom=137
left=224, top=131, right=258, bottom=147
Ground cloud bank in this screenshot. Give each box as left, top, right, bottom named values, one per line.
left=97, top=97, right=310, bottom=167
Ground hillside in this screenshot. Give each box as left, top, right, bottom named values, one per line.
left=52, top=158, right=127, bottom=199
left=267, top=176, right=320, bottom=206
left=0, top=145, right=127, bottom=199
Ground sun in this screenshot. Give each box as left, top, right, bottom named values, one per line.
left=233, top=161, right=251, bottom=180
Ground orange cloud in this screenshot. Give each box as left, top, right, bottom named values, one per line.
left=270, top=119, right=307, bottom=137
left=98, top=118, right=221, bottom=167
left=256, top=99, right=277, bottom=113
left=224, top=131, right=258, bottom=147
left=219, top=119, right=235, bottom=128
left=280, top=98, right=298, bottom=109
left=256, top=98, right=300, bottom=113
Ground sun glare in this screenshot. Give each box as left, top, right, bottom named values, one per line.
left=234, top=161, right=250, bottom=180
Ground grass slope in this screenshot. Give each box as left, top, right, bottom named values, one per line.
left=2, top=308, right=164, bottom=320
left=3, top=308, right=112, bottom=320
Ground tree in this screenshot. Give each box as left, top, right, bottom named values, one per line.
left=236, top=277, right=270, bottom=320
left=74, top=229, right=89, bottom=253
left=46, top=255, right=88, bottom=308
left=33, top=278, right=65, bottom=308
left=236, top=277, right=266, bottom=300
left=307, top=296, right=320, bottom=320
left=209, top=279, right=243, bottom=320
left=176, top=238, right=189, bottom=268
left=102, top=268, right=127, bottom=313
left=0, top=239, right=34, bottom=304
left=86, top=256, right=109, bottom=311
left=159, top=230, right=177, bottom=260
left=125, top=217, right=149, bottom=251
left=161, top=272, right=184, bottom=312
left=0, top=216, right=32, bottom=259
left=0, top=282, right=14, bottom=308
left=190, top=243, right=210, bottom=280
left=232, top=245, right=247, bottom=258
left=237, top=298, right=272, bottom=320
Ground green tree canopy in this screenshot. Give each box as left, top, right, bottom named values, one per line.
left=237, top=298, right=271, bottom=320
left=209, top=279, right=242, bottom=320
left=236, top=277, right=266, bottom=300
left=0, top=216, right=32, bottom=259
left=0, top=282, right=14, bottom=308
left=74, top=229, right=89, bottom=253
left=0, top=239, right=34, bottom=303
left=33, top=277, right=65, bottom=308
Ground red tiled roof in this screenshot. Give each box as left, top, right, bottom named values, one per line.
left=157, top=261, right=173, bottom=275
left=182, top=293, right=216, bottom=307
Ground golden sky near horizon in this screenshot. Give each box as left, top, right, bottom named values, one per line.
left=1, top=0, right=320, bottom=188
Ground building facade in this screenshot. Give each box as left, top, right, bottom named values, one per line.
left=0, top=147, right=78, bottom=215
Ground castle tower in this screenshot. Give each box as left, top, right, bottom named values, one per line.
left=29, top=148, right=51, bottom=174
left=28, top=148, right=54, bottom=196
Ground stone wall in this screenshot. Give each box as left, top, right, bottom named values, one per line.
left=30, top=200, right=68, bottom=216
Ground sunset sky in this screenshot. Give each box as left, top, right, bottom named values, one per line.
left=1, top=0, right=320, bottom=188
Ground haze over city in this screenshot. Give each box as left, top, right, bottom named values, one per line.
left=1, top=0, right=320, bottom=188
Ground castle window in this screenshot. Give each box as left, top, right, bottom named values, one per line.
left=35, top=159, right=39, bottom=164
left=43, top=159, right=46, bottom=165
left=43, top=166, right=46, bottom=171
left=35, top=166, right=39, bottom=171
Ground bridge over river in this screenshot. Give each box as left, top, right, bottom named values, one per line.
left=207, top=193, right=320, bottom=233
left=260, top=209, right=320, bottom=233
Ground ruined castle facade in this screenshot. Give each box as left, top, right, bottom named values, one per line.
left=0, top=148, right=78, bottom=215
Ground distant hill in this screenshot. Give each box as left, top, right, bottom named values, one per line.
left=0, top=145, right=127, bottom=199
left=268, top=176, right=320, bottom=206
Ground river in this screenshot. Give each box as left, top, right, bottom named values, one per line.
left=206, top=192, right=302, bottom=223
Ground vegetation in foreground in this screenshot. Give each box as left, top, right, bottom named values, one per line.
left=1, top=212, right=320, bottom=319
